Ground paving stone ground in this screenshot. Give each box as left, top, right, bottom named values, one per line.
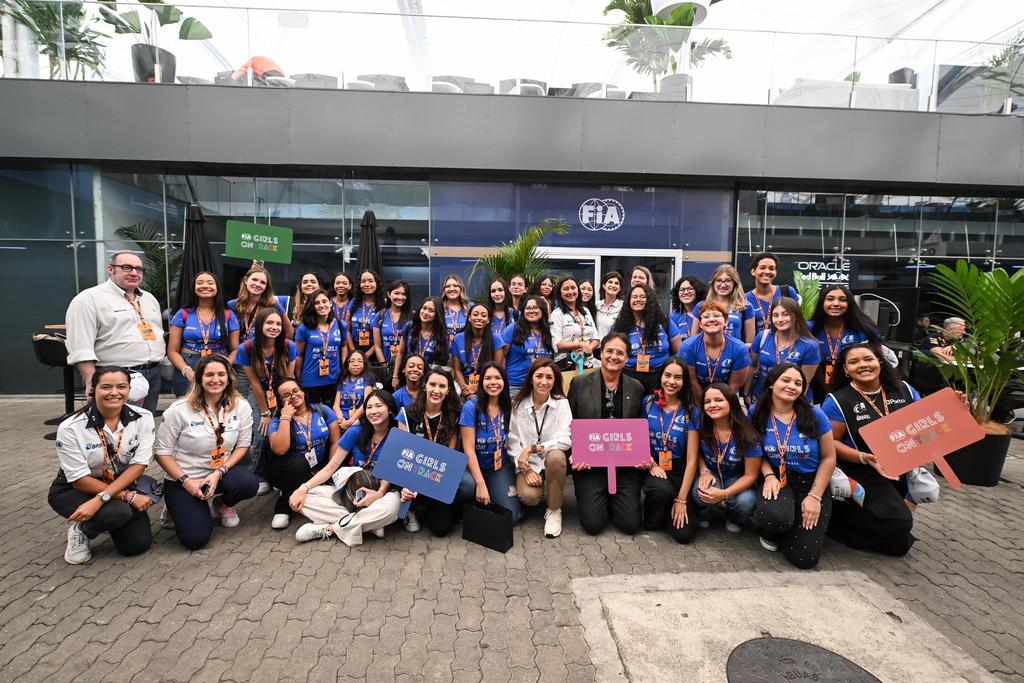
left=1, top=397, right=1022, bottom=682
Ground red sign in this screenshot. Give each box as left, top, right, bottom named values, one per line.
left=858, top=388, right=984, bottom=488
left=570, top=419, right=652, bottom=493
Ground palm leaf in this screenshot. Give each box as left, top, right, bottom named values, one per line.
left=792, top=272, right=820, bottom=321
left=468, top=219, right=569, bottom=300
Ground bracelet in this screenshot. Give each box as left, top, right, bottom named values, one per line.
left=858, top=452, right=867, bottom=464
left=672, top=498, right=686, bottom=503
left=281, top=415, right=292, bottom=421
left=120, top=491, right=131, bottom=502
left=807, top=493, right=823, bottom=503
left=217, top=465, right=229, bottom=477
left=300, top=483, right=311, bottom=492
left=764, top=473, right=777, bottom=479
left=128, top=491, right=138, bottom=505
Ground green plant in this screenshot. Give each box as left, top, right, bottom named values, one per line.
left=115, top=221, right=182, bottom=309
left=467, top=219, right=570, bottom=300
left=0, top=0, right=106, bottom=79
left=99, top=0, right=211, bottom=45
left=915, top=261, right=1024, bottom=429
left=792, top=271, right=820, bottom=322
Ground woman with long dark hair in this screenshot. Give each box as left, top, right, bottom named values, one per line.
left=441, top=274, right=470, bottom=347
left=400, top=296, right=450, bottom=368
left=502, top=295, right=554, bottom=395
left=809, top=285, right=884, bottom=397
left=294, top=289, right=347, bottom=405
left=613, top=283, right=676, bottom=395
left=680, top=300, right=752, bottom=404
left=641, top=357, right=700, bottom=544
left=550, top=276, right=599, bottom=372
left=228, top=265, right=291, bottom=342
left=669, top=275, right=707, bottom=346
left=348, top=269, right=384, bottom=360
left=50, top=366, right=156, bottom=564
left=374, top=279, right=413, bottom=390
left=330, top=272, right=355, bottom=325
left=750, top=363, right=835, bottom=569
left=529, top=275, right=556, bottom=313
left=486, top=277, right=518, bottom=338
left=236, top=308, right=298, bottom=440
left=508, top=274, right=529, bottom=311
left=331, top=350, right=374, bottom=432
left=289, top=272, right=324, bottom=330
left=168, top=271, right=240, bottom=397
left=691, top=383, right=760, bottom=533
left=452, top=303, right=506, bottom=396
left=579, top=279, right=598, bottom=321
left=748, top=298, right=820, bottom=401
left=595, top=271, right=624, bottom=339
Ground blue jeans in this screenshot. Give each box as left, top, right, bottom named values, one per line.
left=171, top=353, right=203, bottom=397
left=690, top=472, right=756, bottom=526
left=481, top=464, right=523, bottom=525
left=234, top=367, right=265, bottom=476
left=164, top=467, right=259, bottom=550
left=136, top=364, right=162, bottom=413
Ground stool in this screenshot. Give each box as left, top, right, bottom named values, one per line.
left=32, top=334, right=78, bottom=439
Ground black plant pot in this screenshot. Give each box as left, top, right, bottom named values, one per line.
left=937, top=432, right=1011, bottom=487
left=132, top=44, right=176, bottom=84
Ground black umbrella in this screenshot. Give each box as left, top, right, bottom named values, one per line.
left=172, top=204, right=217, bottom=313
left=356, top=210, right=384, bottom=279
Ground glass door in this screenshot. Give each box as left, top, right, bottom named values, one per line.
left=540, top=249, right=681, bottom=315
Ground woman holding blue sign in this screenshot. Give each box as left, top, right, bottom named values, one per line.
left=641, top=358, right=700, bottom=544
left=348, top=270, right=384, bottom=360
left=400, top=297, right=450, bottom=368
left=291, top=389, right=402, bottom=546
left=750, top=363, right=835, bottom=569
left=266, top=378, right=340, bottom=530
left=293, top=290, right=347, bottom=405
left=680, top=300, right=752, bottom=404
left=453, top=304, right=506, bottom=397
left=374, top=279, right=412, bottom=390
left=331, top=351, right=375, bottom=432
left=502, top=296, right=554, bottom=395
left=612, top=284, right=679, bottom=395
left=748, top=298, right=820, bottom=401
left=168, top=272, right=240, bottom=397
left=691, top=383, right=761, bottom=532
left=459, top=362, right=523, bottom=524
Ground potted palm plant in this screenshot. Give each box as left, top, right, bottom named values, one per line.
left=915, top=260, right=1024, bottom=486
left=0, top=0, right=106, bottom=79
left=98, top=0, right=211, bottom=83
left=467, top=219, right=569, bottom=299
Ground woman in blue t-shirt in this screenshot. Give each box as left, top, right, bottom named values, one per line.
left=808, top=285, right=883, bottom=398
left=501, top=295, right=554, bottom=395
left=641, top=358, right=700, bottom=544
left=459, top=362, right=522, bottom=524
left=749, top=363, right=836, bottom=569
left=453, top=304, right=507, bottom=396
left=374, top=279, right=413, bottom=391
left=227, top=265, right=291, bottom=342
left=669, top=275, right=707, bottom=348
left=485, top=278, right=518, bottom=338
left=680, top=300, right=753, bottom=403
left=746, top=252, right=801, bottom=334
left=691, top=264, right=755, bottom=343
left=691, top=383, right=761, bottom=532
left=441, top=274, right=470, bottom=347
left=168, top=271, right=241, bottom=397
left=347, top=269, right=384, bottom=360
left=332, top=350, right=374, bottom=432
left=400, top=296, right=450, bottom=369
left=392, top=353, right=425, bottom=410
left=330, top=272, right=355, bottom=326
left=748, top=297, right=821, bottom=401
left=294, top=289, right=347, bottom=405
left=266, top=378, right=340, bottom=531
left=612, top=283, right=678, bottom=395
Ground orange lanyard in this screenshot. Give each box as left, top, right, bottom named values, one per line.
left=528, top=330, right=543, bottom=355
left=703, top=337, right=722, bottom=384
left=446, top=306, right=462, bottom=332
left=125, top=294, right=145, bottom=322
left=423, top=413, right=442, bottom=443
left=415, top=332, right=432, bottom=355
left=658, top=405, right=681, bottom=453
left=95, top=425, right=125, bottom=468
left=318, top=322, right=333, bottom=357
left=365, top=435, right=385, bottom=467
left=489, top=409, right=504, bottom=449
left=852, top=385, right=889, bottom=418
left=755, top=287, right=775, bottom=330
left=196, top=309, right=214, bottom=349
left=774, top=333, right=792, bottom=365
left=635, top=324, right=647, bottom=355
left=357, top=303, right=374, bottom=332
left=293, top=413, right=313, bottom=448
left=468, top=336, right=483, bottom=372
left=825, top=325, right=845, bottom=363
left=201, top=402, right=226, bottom=445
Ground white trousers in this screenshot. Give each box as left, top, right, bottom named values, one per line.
left=300, top=485, right=400, bottom=547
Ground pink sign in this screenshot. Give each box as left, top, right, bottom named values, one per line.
left=570, top=419, right=653, bottom=493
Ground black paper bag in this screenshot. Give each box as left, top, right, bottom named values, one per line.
left=462, top=502, right=514, bottom=553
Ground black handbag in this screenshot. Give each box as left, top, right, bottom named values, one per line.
left=461, top=502, right=514, bottom=553
left=331, top=468, right=382, bottom=513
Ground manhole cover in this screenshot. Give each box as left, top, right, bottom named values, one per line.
left=727, top=637, right=882, bottom=683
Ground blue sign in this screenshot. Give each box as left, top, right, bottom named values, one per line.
left=371, top=429, right=469, bottom=518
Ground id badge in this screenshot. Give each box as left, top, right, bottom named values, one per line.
left=210, top=444, right=226, bottom=468
left=390, top=344, right=400, bottom=358
left=358, top=329, right=370, bottom=346
left=318, top=358, right=330, bottom=377
left=137, top=321, right=157, bottom=341
left=266, top=392, right=277, bottom=410
left=469, top=373, right=479, bottom=384
left=658, top=451, right=673, bottom=471
left=778, top=462, right=788, bottom=488
left=200, top=348, right=212, bottom=357
left=101, top=467, right=115, bottom=483
left=636, top=354, right=651, bottom=373
left=493, top=448, right=502, bottom=471
left=304, top=448, right=318, bottom=468
left=823, top=363, right=834, bottom=386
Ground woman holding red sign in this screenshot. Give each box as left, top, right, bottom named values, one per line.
left=750, top=363, right=836, bottom=569
left=821, top=343, right=922, bottom=556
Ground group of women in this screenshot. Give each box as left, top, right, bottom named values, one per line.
left=50, top=254, right=937, bottom=570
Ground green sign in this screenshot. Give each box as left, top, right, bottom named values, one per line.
left=225, top=220, right=293, bottom=264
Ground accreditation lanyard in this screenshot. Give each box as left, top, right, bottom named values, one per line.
left=126, top=294, right=157, bottom=341
left=703, top=337, right=722, bottom=385
left=446, top=306, right=463, bottom=344
left=771, top=412, right=796, bottom=488
left=364, top=436, right=385, bottom=468
left=489, top=409, right=505, bottom=471
left=94, top=425, right=125, bottom=483
left=852, top=385, right=890, bottom=419
left=196, top=310, right=215, bottom=355
left=657, top=406, right=680, bottom=471
left=774, top=333, right=793, bottom=365
left=202, top=402, right=227, bottom=468
left=415, top=332, right=432, bottom=357
left=755, top=287, right=775, bottom=331
left=823, top=326, right=845, bottom=385
left=263, top=352, right=278, bottom=409
left=317, top=322, right=334, bottom=376
left=293, top=412, right=320, bottom=468
left=423, top=413, right=443, bottom=444
left=532, top=403, right=550, bottom=446
left=333, top=298, right=349, bottom=323
left=714, top=431, right=733, bottom=483
left=635, top=324, right=651, bottom=372
left=385, top=311, right=402, bottom=357
left=527, top=330, right=543, bottom=358
left=492, top=313, right=508, bottom=336
left=357, top=304, right=374, bottom=346
left=468, top=337, right=483, bottom=381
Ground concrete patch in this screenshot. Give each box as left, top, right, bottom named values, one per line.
left=572, top=570, right=998, bottom=683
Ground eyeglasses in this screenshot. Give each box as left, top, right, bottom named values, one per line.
left=279, top=387, right=303, bottom=399
left=713, top=278, right=733, bottom=285
left=112, top=263, right=145, bottom=275
left=678, top=287, right=696, bottom=294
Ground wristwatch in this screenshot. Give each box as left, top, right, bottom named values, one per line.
left=97, top=492, right=111, bottom=503
left=177, top=473, right=190, bottom=485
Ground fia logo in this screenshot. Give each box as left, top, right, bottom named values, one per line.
left=579, top=198, right=625, bottom=232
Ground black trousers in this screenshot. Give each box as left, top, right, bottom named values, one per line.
left=48, top=482, right=152, bottom=556
left=827, top=479, right=914, bottom=557
left=264, top=454, right=316, bottom=516
left=754, top=470, right=832, bottom=569
left=303, top=385, right=337, bottom=405
left=572, top=467, right=645, bottom=536
left=643, top=468, right=698, bottom=544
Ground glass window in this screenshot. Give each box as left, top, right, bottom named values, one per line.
left=843, top=195, right=921, bottom=257
left=918, top=197, right=995, bottom=261
left=763, top=191, right=843, bottom=256
left=735, top=190, right=765, bottom=255
left=0, top=165, right=75, bottom=240
left=996, top=198, right=1024, bottom=261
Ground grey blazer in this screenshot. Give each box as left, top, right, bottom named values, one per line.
left=567, top=370, right=644, bottom=421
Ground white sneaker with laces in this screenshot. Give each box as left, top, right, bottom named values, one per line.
left=215, top=499, right=240, bottom=528
left=403, top=511, right=421, bottom=533
left=759, top=536, right=780, bottom=552
left=271, top=513, right=290, bottom=529
left=543, top=509, right=562, bottom=538
left=295, top=523, right=334, bottom=543
left=256, top=480, right=272, bottom=496
left=65, top=523, right=92, bottom=564
left=725, top=520, right=742, bottom=533
left=370, top=526, right=386, bottom=539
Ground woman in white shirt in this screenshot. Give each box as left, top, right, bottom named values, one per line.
left=595, top=271, right=624, bottom=339
left=50, top=366, right=156, bottom=564
left=549, top=277, right=599, bottom=373
left=509, top=358, right=572, bottom=539
left=155, top=354, right=257, bottom=550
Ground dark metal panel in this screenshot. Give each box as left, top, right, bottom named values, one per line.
left=579, top=100, right=677, bottom=174
left=936, top=113, right=1022, bottom=187
left=0, top=81, right=90, bottom=159
left=84, top=82, right=190, bottom=161
left=674, top=104, right=768, bottom=177
left=186, top=86, right=292, bottom=165
left=481, top=96, right=583, bottom=171
left=850, top=110, right=941, bottom=185
left=764, top=106, right=855, bottom=180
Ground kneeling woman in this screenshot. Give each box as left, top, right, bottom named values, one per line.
left=459, top=362, right=523, bottom=524
left=692, top=383, right=760, bottom=532
left=508, top=359, right=572, bottom=538
left=641, top=358, right=700, bottom=544
left=821, top=343, right=922, bottom=556
left=156, top=355, right=259, bottom=550
left=750, top=364, right=835, bottom=569
left=290, top=390, right=402, bottom=545
left=50, top=366, right=157, bottom=564
left=266, top=378, right=340, bottom=530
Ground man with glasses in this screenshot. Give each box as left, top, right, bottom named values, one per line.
left=66, top=251, right=166, bottom=411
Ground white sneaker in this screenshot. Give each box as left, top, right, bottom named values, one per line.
left=759, top=536, right=780, bottom=552
left=403, top=511, right=421, bottom=533
left=543, top=509, right=562, bottom=538
left=256, top=480, right=272, bottom=496
left=159, top=507, right=174, bottom=529
left=699, top=518, right=711, bottom=529
left=296, top=523, right=334, bottom=543
left=271, top=513, right=290, bottom=530
left=64, top=523, right=91, bottom=564
left=370, top=526, right=386, bottom=539
left=725, top=520, right=743, bottom=533
left=215, top=499, right=240, bottom=528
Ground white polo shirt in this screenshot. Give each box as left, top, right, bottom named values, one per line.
left=55, top=405, right=155, bottom=482
left=155, top=398, right=254, bottom=480
left=65, top=279, right=166, bottom=367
